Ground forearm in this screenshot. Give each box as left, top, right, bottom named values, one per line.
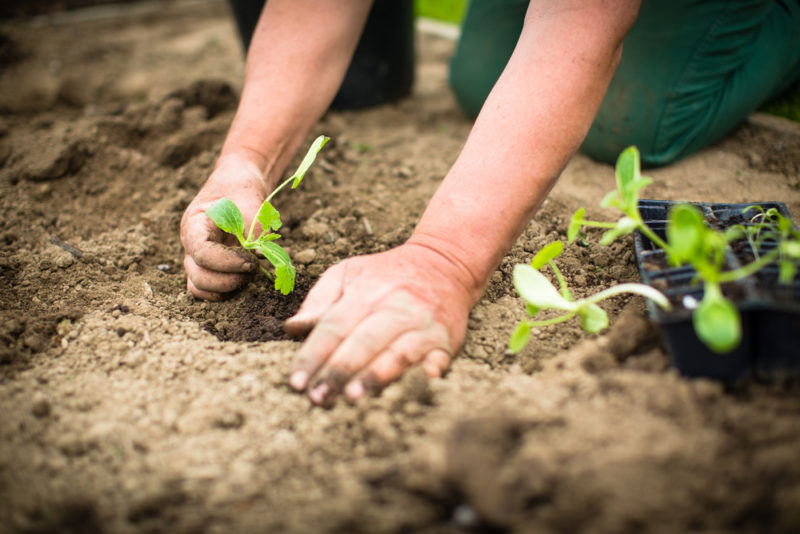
left=410, top=1, right=641, bottom=302
left=220, top=0, right=373, bottom=190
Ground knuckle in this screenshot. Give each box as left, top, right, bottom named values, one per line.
left=391, top=348, right=417, bottom=369
left=292, top=353, right=322, bottom=373
left=314, top=319, right=347, bottom=340
left=353, top=328, right=385, bottom=351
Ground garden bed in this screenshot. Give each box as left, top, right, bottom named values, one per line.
left=2, top=2, right=800, bottom=533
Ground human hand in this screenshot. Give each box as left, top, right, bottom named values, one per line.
left=284, top=243, right=480, bottom=405
left=180, top=153, right=268, bottom=300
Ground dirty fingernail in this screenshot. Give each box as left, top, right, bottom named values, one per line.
left=345, top=381, right=364, bottom=400
left=309, top=382, right=330, bottom=405
left=289, top=371, right=308, bottom=391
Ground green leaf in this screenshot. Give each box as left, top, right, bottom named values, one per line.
left=513, top=265, right=577, bottom=312
left=599, top=216, right=637, bottom=246
left=742, top=205, right=763, bottom=218
left=568, top=208, right=585, bottom=244
left=776, top=213, right=793, bottom=234
left=612, top=146, right=653, bottom=215
left=629, top=176, right=653, bottom=203
left=667, top=204, right=705, bottom=264
left=525, top=303, right=540, bottom=317
left=693, top=286, right=741, bottom=353
left=615, top=146, right=640, bottom=210
left=615, top=147, right=638, bottom=198
left=253, top=240, right=296, bottom=295
left=779, top=260, right=796, bottom=284
left=290, top=135, right=330, bottom=189
left=600, top=190, right=621, bottom=210
left=579, top=303, right=608, bottom=333
left=723, top=225, right=746, bottom=243
left=274, top=263, right=296, bottom=295
left=508, top=320, right=532, bottom=354
left=255, top=200, right=282, bottom=234
left=780, top=240, right=800, bottom=260
left=205, top=198, right=245, bottom=240
left=531, top=241, right=564, bottom=270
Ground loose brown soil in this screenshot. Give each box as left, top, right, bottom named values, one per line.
left=2, top=3, right=800, bottom=533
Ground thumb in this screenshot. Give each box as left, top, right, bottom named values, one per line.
left=284, top=263, right=346, bottom=336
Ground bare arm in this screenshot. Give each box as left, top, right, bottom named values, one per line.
left=222, top=0, right=373, bottom=184
left=181, top=0, right=372, bottom=300
left=286, top=0, right=642, bottom=404
left=410, top=1, right=642, bottom=301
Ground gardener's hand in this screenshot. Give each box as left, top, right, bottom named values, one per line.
left=181, top=153, right=268, bottom=300
left=285, top=243, right=478, bottom=405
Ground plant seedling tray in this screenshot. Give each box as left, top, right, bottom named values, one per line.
left=633, top=199, right=800, bottom=383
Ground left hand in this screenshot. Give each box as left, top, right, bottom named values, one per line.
left=284, top=242, right=478, bottom=405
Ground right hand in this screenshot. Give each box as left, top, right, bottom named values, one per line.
left=180, top=153, right=269, bottom=301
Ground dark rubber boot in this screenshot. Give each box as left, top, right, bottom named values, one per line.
left=227, top=0, right=415, bottom=110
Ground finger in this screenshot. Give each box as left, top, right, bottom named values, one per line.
left=420, top=348, right=452, bottom=379
left=289, top=288, right=376, bottom=393
left=344, top=331, right=451, bottom=401
left=307, top=307, right=423, bottom=404
left=187, top=277, right=224, bottom=302
left=284, top=263, right=347, bottom=337
left=192, top=241, right=256, bottom=274
left=184, top=254, right=250, bottom=294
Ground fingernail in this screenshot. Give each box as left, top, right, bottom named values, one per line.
left=309, top=382, right=330, bottom=405
left=345, top=381, right=364, bottom=400
left=289, top=371, right=308, bottom=391
left=286, top=312, right=306, bottom=323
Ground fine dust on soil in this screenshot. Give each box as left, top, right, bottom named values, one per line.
left=2, top=2, right=800, bottom=534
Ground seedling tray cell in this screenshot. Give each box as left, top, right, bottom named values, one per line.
left=751, top=266, right=800, bottom=381
left=634, top=199, right=800, bottom=383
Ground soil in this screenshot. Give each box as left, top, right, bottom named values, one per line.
left=2, top=2, right=800, bottom=533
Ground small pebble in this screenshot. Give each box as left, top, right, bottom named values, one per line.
left=294, top=248, right=317, bottom=265
left=32, top=396, right=51, bottom=418
left=215, top=410, right=245, bottom=430
left=452, top=504, right=479, bottom=527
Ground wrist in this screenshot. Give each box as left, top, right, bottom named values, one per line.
left=404, top=233, right=489, bottom=305
left=214, top=148, right=273, bottom=197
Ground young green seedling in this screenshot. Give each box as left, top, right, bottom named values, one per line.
left=739, top=206, right=800, bottom=283
left=205, top=135, right=329, bottom=295
left=508, top=241, right=670, bottom=354
left=566, top=146, right=800, bottom=354
left=666, top=204, right=742, bottom=352
left=567, top=146, right=666, bottom=250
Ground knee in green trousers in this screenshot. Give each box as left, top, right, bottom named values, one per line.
left=450, top=0, right=800, bottom=166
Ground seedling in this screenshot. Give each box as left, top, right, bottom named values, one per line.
left=508, top=241, right=670, bottom=353
left=205, top=135, right=329, bottom=295
left=567, top=146, right=800, bottom=353
left=737, top=205, right=800, bottom=283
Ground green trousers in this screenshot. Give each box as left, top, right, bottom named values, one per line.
left=450, top=1, right=800, bottom=166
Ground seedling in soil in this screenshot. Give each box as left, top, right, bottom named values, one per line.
left=205, top=135, right=329, bottom=295
left=567, top=146, right=800, bottom=353
left=508, top=241, right=670, bottom=354
left=735, top=205, right=800, bottom=283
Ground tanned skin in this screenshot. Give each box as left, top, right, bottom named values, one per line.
left=180, top=0, right=642, bottom=405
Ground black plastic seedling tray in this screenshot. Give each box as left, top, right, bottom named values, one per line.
left=633, top=199, right=800, bottom=383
